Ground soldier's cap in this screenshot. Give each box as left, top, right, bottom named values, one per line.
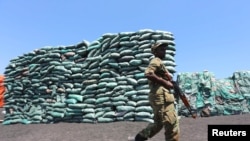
left=151, top=42, right=169, bottom=52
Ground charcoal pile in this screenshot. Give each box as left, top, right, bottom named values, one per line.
left=3, top=29, right=177, bottom=125
left=176, top=70, right=250, bottom=117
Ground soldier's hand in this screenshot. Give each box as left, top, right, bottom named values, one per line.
left=164, top=72, right=172, bottom=80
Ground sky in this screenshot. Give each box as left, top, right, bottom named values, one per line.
left=0, top=0, right=249, bottom=79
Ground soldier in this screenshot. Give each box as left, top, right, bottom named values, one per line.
left=129, top=42, right=179, bottom=141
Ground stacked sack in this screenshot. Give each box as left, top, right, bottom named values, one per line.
left=177, top=70, right=250, bottom=117
left=232, top=71, right=250, bottom=114
left=176, top=71, right=217, bottom=117
left=214, top=78, right=246, bottom=116
left=3, top=29, right=177, bottom=124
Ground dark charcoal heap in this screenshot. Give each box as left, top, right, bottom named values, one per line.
left=3, top=29, right=177, bottom=125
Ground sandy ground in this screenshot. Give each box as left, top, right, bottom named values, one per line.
left=0, top=108, right=250, bottom=141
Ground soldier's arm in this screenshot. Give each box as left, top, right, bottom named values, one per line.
left=145, top=58, right=173, bottom=89
left=145, top=72, right=173, bottom=89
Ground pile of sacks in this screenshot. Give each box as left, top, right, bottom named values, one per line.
left=177, top=70, right=250, bottom=117
left=3, top=29, right=177, bottom=124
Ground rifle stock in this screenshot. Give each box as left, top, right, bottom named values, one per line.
left=165, top=73, right=197, bottom=119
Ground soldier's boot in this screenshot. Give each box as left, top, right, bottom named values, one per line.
left=128, top=134, right=147, bottom=141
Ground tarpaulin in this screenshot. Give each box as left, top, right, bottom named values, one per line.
left=0, top=75, right=4, bottom=107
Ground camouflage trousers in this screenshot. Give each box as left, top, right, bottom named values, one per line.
left=138, top=92, right=180, bottom=141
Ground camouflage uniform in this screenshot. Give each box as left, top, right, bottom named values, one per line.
left=138, top=57, right=180, bottom=141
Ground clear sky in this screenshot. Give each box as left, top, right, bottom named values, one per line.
left=1, top=0, right=249, bottom=79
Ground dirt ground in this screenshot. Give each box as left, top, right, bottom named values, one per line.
left=0, top=108, right=250, bottom=141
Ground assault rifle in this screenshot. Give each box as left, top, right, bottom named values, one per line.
left=164, top=72, right=197, bottom=119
